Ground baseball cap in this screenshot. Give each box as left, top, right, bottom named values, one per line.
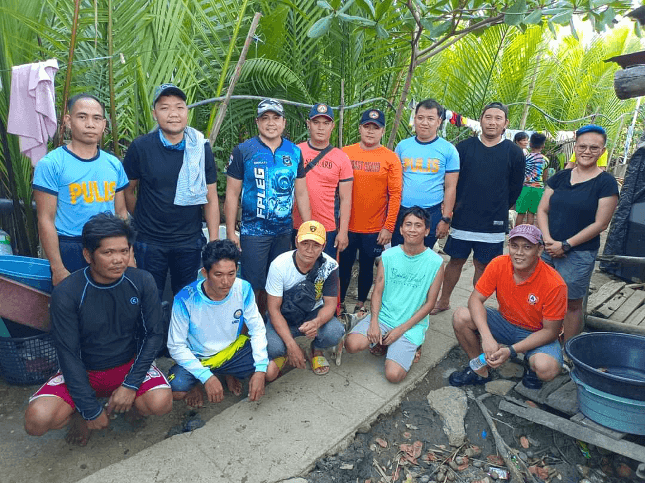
left=360, top=109, right=385, bottom=128
left=152, top=83, right=187, bottom=108
left=481, top=101, right=509, bottom=119
left=257, top=99, right=284, bottom=118
left=509, top=224, right=542, bottom=245
left=296, top=221, right=326, bottom=246
left=309, top=103, right=334, bottom=121
left=576, top=124, right=606, bottom=138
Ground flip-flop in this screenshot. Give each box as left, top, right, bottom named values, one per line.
left=310, top=355, right=330, bottom=375
left=272, top=356, right=288, bottom=379
left=430, top=306, right=450, bottom=316
left=369, top=343, right=387, bottom=357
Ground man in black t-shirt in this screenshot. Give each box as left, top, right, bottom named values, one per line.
left=123, top=84, right=219, bottom=300
left=433, top=102, right=525, bottom=314
left=24, top=213, right=172, bottom=446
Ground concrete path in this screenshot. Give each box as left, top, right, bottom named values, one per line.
left=78, top=263, right=476, bottom=483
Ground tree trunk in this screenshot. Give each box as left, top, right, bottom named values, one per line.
left=519, top=53, right=541, bottom=130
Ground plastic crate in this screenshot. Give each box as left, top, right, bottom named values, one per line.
left=0, top=332, right=59, bottom=385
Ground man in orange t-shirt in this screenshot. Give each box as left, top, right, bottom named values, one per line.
left=449, top=224, right=567, bottom=389
left=293, top=103, right=353, bottom=258
left=339, top=109, right=402, bottom=312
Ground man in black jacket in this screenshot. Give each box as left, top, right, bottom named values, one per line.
left=432, top=102, right=525, bottom=314
left=24, top=213, right=172, bottom=446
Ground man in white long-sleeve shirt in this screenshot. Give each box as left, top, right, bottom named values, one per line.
left=167, top=240, right=281, bottom=407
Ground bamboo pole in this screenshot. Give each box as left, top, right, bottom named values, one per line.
left=338, top=79, right=344, bottom=148
left=107, top=0, right=120, bottom=157
left=57, top=0, right=81, bottom=146
left=206, top=0, right=250, bottom=136
left=208, top=13, right=262, bottom=146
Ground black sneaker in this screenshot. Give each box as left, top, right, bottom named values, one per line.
left=522, top=362, right=543, bottom=390
left=448, top=366, right=492, bottom=387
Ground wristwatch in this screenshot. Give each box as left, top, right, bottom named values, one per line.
left=507, top=345, right=517, bottom=359
left=441, top=216, right=452, bottom=224
left=561, top=240, right=572, bottom=253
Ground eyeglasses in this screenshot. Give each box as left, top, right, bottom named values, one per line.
left=575, top=144, right=603, bottom=154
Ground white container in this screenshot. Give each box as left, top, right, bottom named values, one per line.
left=0, top=230, right=13, bottom=255
left=469, top=353, right=487, bottom=371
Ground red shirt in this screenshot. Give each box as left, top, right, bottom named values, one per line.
left=293, top=143, right=353, bottom=231
left=476, top=255, right=567, bottom=331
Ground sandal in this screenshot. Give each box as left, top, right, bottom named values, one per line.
left=271, top=356, right=288, bottom=380
left=369, top=343, right=387, bottom=357
left=310, top=355, right=330, bottom=375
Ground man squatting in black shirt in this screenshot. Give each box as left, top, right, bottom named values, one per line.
left=24, top=213, right=172, bottom=446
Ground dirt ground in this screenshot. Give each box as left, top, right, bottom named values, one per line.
left=1, top=232, right=642, bottom=483
left=303, top=346, right=645, bottom=483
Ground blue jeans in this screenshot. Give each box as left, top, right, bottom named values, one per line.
left=265, top=315, right=345, bottom=359
left=391, top=203, right=442, bottom=249
left=134, top=236, right=205, bottom=299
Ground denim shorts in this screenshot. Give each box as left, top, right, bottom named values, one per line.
left=444, top=236, right=504, bottom=265
left=167, top=340, right=256, bottom=392
left=351, top=314, right=419, bottom=372
left=541, top=249, right=597, bottom=300
left=485, top=307, right=562, bottom=366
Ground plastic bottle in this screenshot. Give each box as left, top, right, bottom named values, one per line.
left=0, top=229, right=12, bottom=255
left=469, top=353, right=487, bottom=371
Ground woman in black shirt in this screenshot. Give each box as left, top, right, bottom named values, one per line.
left=537, top=125, right=619, bottom=342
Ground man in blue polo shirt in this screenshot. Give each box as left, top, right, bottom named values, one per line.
left=33, top=93, right=129, bottom=286
left=392, top=98, right=459, bottom=250
left=225, top=99, right=311, bottom=316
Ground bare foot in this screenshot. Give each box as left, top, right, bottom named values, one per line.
left=65, top=412, right=91, bottom=446
left=413, top=347, right=422, bottom=364
left=185, top=385, right=204, bottom=408
left=124, top=407, right=146, bottom=428
left=225, top=375, right=242, bottom=396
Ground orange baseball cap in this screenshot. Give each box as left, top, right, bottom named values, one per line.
left=297, top=221, right=326, bottom=245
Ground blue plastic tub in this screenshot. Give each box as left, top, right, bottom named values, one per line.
left=565, top=332, right=645, bottom=401
left=570, top=372, right=645, bottom=435
left=0, top=255, right=52, bottom=293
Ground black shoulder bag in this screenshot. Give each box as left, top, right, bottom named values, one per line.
left=280, top=255, right=325, bottom=326
left=304, top=145, right=334, bottom=174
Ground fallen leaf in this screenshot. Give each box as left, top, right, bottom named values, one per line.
left=520, top=436, right=530, bottom=449
left=422, top=452, right=437, bottom=462
left=487, top=455, right=505, bottom=466
left=470, top=445, right=482, bottom=455
left=528, top=465, right=549, bottom=480
left=375, top=437, right=388, bottom=448
left=405, top=424, right=419, bottom=430
left=617, top=463, right=632, bottom=478
left=403, top=431, right=412, bottom=439
left=525, top=400, right=538, bottom=408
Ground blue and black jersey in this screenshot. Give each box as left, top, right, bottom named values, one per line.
left=227, top=136, right=305, bottom=236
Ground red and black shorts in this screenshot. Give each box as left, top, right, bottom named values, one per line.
left=29, top=359, right=170, bottom=409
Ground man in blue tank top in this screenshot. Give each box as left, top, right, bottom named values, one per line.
left=344, top=206, right=445, bottom=383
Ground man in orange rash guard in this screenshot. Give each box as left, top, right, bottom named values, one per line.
left=339, top=109, right=402, bottom=313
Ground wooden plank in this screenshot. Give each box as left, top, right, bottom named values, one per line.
left=513, top=374, right=569, bottom=404
left=587, top=281, right=626, bottom=312
left=612, top=289, right=645, bottom=323
left=499, top=400, right=645, bottom=463
left=625, top=304, right=645, bottom=327
left=596, top=288, right=634, bottom=318
left=545, top=380, right=578, bottom=416
left=570, top=413, right=627, bottom=440
left=0, top=275, right=50, bottom=331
